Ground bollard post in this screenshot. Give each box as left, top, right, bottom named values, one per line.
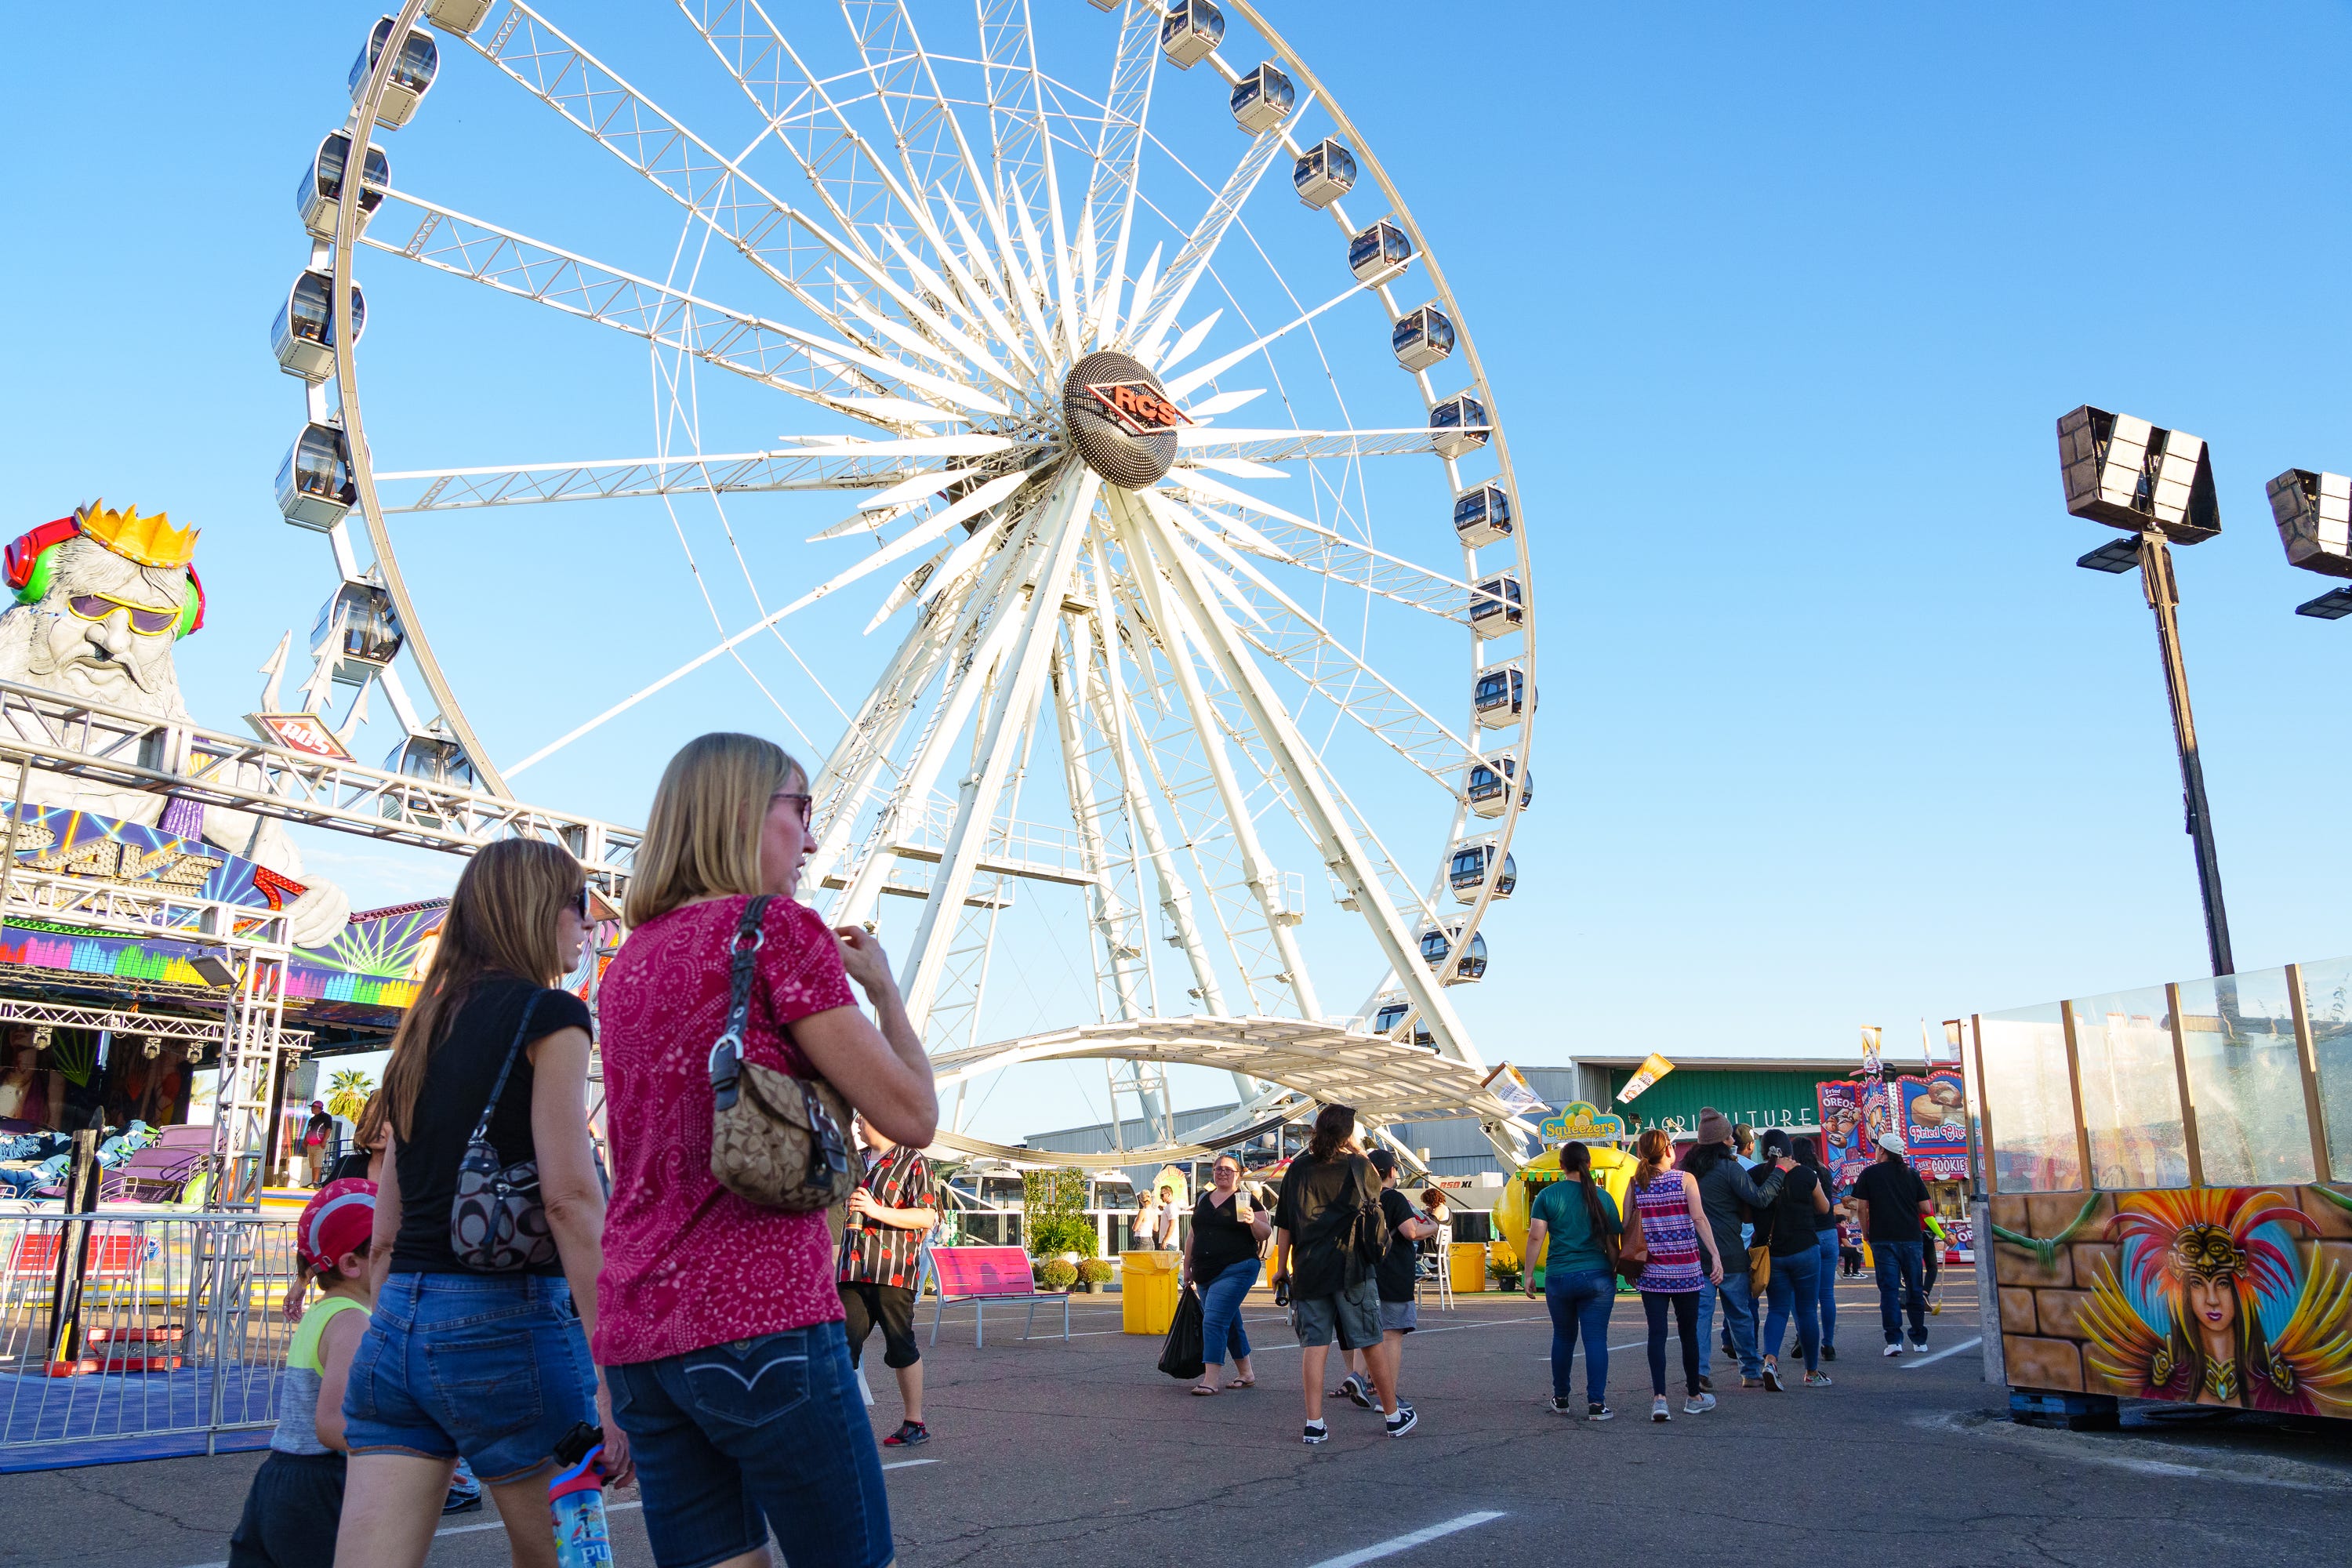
left=43, top=1129, right=101, bottom=1372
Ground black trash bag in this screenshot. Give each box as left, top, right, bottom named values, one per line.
left=1156, top=1283, right=1205, bottom=1380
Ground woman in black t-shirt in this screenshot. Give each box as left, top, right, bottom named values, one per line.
left=336, top=840, right=633, bottom=1566
left=1182, top=1154, right=1270, bottom=1393
left=1755, top=1129, right=1833, bottom=1390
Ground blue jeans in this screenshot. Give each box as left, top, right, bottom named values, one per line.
left=606, top=1321, right=893, bottom=1568
left=1813, top=1227, right=1838, bottom=1348
left=1697, top=1269, right=1761, bottom=1380
left=1761, top=1245, right=1822, bottom=1373
left=1196, top=1257, right=1258, bottom=1368
left=1875, top=1239, right=1927, bottom=1345
left=341, top=1272, right=596, bottom=1485
left=1544, top=1267, right=1614, bottom=1405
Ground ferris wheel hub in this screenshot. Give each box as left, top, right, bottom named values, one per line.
left=1062, top=350, right=1184, bottom=488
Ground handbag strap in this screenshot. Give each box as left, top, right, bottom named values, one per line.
left=708, top=895, right=775, bottom=1110
left=467, top=989, right=546, bottom=1147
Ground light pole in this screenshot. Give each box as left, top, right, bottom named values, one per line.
left=2056, top=406, right=2234, bottom=978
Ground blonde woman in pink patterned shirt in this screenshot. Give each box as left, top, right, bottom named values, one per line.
left=596, top=733, right=937, bottom=1568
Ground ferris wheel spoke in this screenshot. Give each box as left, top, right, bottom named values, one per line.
left=1174, top=426, right=1481, bottom=462
left=1124, top=487, right=1479, bottom=1062
left=1160, top=280, right=1385, bottom=401
left=1129, top=112, right=1303, bottom=365
left=373, top=447, right=988, bottom=512
left=1081, top=0, right=1162, bottom=342
left=1169, top=488, right=1475, bottom=624
left=1145, top=491, right=1472, bottom=797
left=360, top=189, right=1007, bottom=416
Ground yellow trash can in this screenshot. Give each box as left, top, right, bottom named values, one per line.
left=1449, top=1241, right=1488, bottom=1294
left=1120, top=1250, right=1183, bottom=1334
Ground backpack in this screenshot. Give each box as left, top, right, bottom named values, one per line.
left=1342, top=1157, right=1388, bottom=1287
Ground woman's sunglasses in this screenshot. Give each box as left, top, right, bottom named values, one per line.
left=772, top=790, right=813, bottom=826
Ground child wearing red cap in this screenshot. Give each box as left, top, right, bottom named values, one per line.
left=227, top=1178, right=377, bottom=1568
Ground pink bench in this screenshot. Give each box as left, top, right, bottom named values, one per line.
left=927, top=1245, right=1069, bottom=1348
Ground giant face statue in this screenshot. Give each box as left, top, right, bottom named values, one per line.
left=0, top=503, right=351, bottom=946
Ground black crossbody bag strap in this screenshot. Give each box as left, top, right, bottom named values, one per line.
left=468, top=991, right=546, bottom=1146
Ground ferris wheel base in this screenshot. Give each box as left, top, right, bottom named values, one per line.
left=926, top=1017, right=1532, bottom=1169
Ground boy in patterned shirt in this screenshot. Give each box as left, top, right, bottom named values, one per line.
left=838, top=1112, right=939, bottom=1446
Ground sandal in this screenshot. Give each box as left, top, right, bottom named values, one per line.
left=1231, top=1377, right=1255, bottom=1388
left=1190, top=1383, right=1220, bottom=1396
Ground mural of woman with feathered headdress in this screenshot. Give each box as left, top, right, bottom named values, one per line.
left=2078, top=1189, right=2352, bottom=1414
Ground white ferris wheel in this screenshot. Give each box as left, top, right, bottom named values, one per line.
left=276, top=0, right=1537, bottom=1165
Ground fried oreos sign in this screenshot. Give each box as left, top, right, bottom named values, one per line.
left=1063, top=350, right=1188, bottom=488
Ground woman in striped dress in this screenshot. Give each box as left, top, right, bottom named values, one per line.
left=1631, top=1127, right=1724, bottom=1422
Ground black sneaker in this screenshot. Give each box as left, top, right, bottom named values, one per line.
left=1820, top=1345, right=1837, bottom=1363
left=1550, top=1396, right=1576, bottom=1415
left=1585, top=1403, right=1614, bottom=1422
left=1697, top=1374, right=1714, bottom=1392
left=1302, top=1421, right=1330, bottom=1446
left=1341, top=1374, right=1375, bottom=1410
left=883, top=1420, right=930, bottom=1448
left=1385, top=1403, right=1418, bottom=1439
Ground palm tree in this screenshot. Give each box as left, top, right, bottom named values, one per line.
left=325, top=1069, right=375, bottom=1123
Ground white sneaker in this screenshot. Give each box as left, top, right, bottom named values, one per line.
left=1682, top=1392, right=1716, bottom=1414
left=1882, top=1342, right=1903, bottom=1357
left=1908, top=1338, right=1929, bottom=1352
left=1650, top=1396, right=1671, bottom=1422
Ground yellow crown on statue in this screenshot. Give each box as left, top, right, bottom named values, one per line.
left=76, top=500, right=199, bottom=569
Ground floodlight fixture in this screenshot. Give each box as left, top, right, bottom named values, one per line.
left=2058, top=405, right=2221, bottom=544
left=2076, top=539, right=2143, bottom=574
left=2268, top=468, right=2352, bottom=580
left=188, top=953, right=238, bottom=989
left=2054, top=405, right=2233, bottom=978
left=2296, top=586, right=2352, bottom=621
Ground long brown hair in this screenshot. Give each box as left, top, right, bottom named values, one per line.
left=1635, top=1127, right=1675, bottom=1185
left=1307, top=1103, right=1356, bottom=1162
left=625, top=732, right=802, bottom=928
left=1561, top=1140, right=1611, bottom=1237
left=383, top=838, right=586, bottom=1141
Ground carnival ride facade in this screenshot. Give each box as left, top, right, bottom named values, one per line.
left=249, top=0, right=1541, bottom=1170
left=1970, top=959, right=2352, bottom=1422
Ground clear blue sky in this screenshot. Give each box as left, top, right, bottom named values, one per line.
left=5, top=4, right=2350, bottom=1140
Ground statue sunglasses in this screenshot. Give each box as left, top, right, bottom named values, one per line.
left=66, top=592, right=181, bottom=636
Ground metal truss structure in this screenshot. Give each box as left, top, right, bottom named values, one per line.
left=292, top=0, right=1538, bottom=1165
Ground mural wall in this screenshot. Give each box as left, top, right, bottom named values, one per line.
left=1991, top=1186, right=2352, bottom=1416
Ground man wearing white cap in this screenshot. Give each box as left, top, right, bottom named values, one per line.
left=1850, top=1131, right=1933, bottom=1355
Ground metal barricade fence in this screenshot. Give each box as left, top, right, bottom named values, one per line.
left=0, top=1210, right=300, bottom=1456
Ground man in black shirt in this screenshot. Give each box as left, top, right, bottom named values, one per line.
left=1335, top=1149, right=1439, bottom=1415
left=1274, top=1105, right=1414, bottom=1442
left=1852, top=1132, right=1933, bottom=1356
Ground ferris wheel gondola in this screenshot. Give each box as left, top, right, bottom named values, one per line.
left=294, top=0, right=1537, bottom=1166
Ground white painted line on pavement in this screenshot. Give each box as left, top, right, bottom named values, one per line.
left=1900, top=1336, right=1982, bottom=1367
left=1301, top=1510, right=1507, bottom=1568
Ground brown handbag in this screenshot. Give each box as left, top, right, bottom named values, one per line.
left=708, top=895, right=859, bottom=1213
left=1613, top=1188, right=1649, bottom=1284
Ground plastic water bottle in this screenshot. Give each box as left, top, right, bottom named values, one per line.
left=548, top=1422, right=612, bottom=1568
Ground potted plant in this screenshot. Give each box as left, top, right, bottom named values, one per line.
left=1040, top=1258, right=1079, bottom=1292
left=1076, top=1258, right=1115, bottom=1294
left=1486, top=1237, right=1520, bottom=1293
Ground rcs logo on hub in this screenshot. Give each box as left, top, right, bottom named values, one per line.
left=1083, top=378, right=1189, bottom=436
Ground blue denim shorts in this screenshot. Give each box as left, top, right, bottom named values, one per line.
left=606, top=1321, right=893, bottom=1568
left=341, top=1272, right=597, bottom=1484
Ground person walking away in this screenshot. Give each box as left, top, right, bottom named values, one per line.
left=1853, top=1131, right=1933, bottom=1356
left=1794, top=1138, right=1842, bottom=1360
left=1754, top=1131, right=1832, bottom=1389
left=335, top=840, right=631, bottom=1568
left=1272, top=1104, right=1414, bottom=1442
left=230, top=1181, right=376, bottom=1567
left=1682, top=1109, right=1784, bottom=1391
left=302, top=1101, right=335, bottom=1187
left=594, top=733, right=937, bottom=1568
left=1335, top=1149, right=1437, bottom=1410
left=1523, top=1139, right=1621, bottom=1421
left=1182, top=1153, right=1269, bottom=1394
left=1134, top=1189, right=1162, bottom=1254
left=1630, top=1127, right=1722, bottom=1421
left=839, top=1112, right=938, bottom=1449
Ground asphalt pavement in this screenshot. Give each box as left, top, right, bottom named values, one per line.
left=10, top=1278, right=2350, bottom=1568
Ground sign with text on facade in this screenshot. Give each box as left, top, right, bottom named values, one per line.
left=1538, top=1102, right=1627, bottom=1145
